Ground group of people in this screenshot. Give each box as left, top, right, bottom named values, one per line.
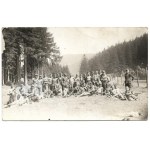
left=5, top=69, right=137, bottom=108
left=28, top=70, right=116, bottom=97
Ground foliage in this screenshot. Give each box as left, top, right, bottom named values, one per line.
left=79, top=54, right=89, bottom=74
left=80, top=34, right=148, bottom=76
left=2, top=27, right=68, bottom=84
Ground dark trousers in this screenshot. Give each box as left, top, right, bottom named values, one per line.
left=102, top=81, right=107, bottom=93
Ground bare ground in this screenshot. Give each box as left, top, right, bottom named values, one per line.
left=2, top=83, right=148, bottom=121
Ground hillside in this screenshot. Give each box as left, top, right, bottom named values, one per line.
left=80, top=34, right=148, bottom=75
left=60, top=53, right=95, bottom=75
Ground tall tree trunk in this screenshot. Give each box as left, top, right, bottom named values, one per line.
left=42, top=63, right=44, bottom=78
left=4, top=68, right=7, bottom=84
left=24, top=48, right=28, bottom=85
left=2, top=67, right=4, bottom=85
left=3, top=56, right=7, bottom=84
left=8, top=69, right=10, bottom=82
left=146, top=67, right=148, bottom=87
left=31, top=66, right=33, bottom=79
left=10, top=73, right=11, bottom=82
left=2, top=53, right=6, bottom=85
left=137, top=70, right=139, bottom=87
left=17, top=54, right=21, bottom=84
left=38, top=61, right=40, bottom=78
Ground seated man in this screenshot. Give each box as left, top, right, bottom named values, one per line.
left=85, top=82, right=96, bottom=96
left=108, top=86, right=126, bottom=100
left=53, top=81, right=62, bottom=96
left=88, top=83, right=97, bottom=96
left=79, top=91, right=90, bottom=97
left=96, top=86, right=103, bottom=95
left=63, top=87, right=69, bottom=97
left=5, top=84, right=29, bottom=107
left=28, top=84, right=40, bottom=102
left=7, top=84, right=16, bottom=105
left=125, top=90, right=138, bottom=101
left=19, top=84, right=29, bottom=95
left=79, top=80, right=86, bottom=93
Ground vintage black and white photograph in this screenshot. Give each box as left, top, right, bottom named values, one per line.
left=1, top=27, right=148, bottom=120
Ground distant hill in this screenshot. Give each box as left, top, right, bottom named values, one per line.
left=86, top=34, right=148, bottom=75
left=60, top=53, right=95, bottom=75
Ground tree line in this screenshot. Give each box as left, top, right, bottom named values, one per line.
left=2, top=27, right=70, bottom=85
left=80, top=33, right=148, bottom=79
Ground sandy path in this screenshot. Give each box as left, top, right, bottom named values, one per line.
left=2, top=85, right=148, bottom=120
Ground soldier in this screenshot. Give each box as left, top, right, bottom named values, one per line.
left=83, top=73, right=87, bottom=84
left=62, top=73, right=69, bottom=97
left=57, top=73, right=62, bottom=84
left=100, top=70, right=109, bottom=95
left=79, top=74, right=84, bottom=87
left=43, top=74, right=49, bottom=93
left=28, top=84, right=39, bottom=102
left=91, top=71, right=95, bottom=86
left=53, top=80, right=62, bottom=96
left=68, top=75, right=74, bottom=94
left=109, top=86, right=125, bottom=100
left=124, top=69, right=134, bottom=92
left=95, top=71, right=101, bottom=86
left=7, top=83, right=16, bottom=105
left=32, top=74, right=38, bottom=85
left=37, top=75, right=43, bottom=96
left=88, top=82, right=97, bottom=95
left=48, top=73, right=53, bottom=92
left=75, top=74, right=80, bottom=85
left=18, top=84, right=30, bottom=105
left=87, top=72, right=92, bottom=85
left=80, top=79, right=86, bottom=93
left=19, top=84, right=28, bottom=96
left=52, top=73, right=58, bottom=95
left=125, top=90, right=138, bottom=101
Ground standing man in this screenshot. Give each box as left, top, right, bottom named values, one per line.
left=100, top=70, right=109, bottom=95
left=48, top=73, right=53, bottom=92
left=87, top=72, right=92, bottom=84
left=94, top=71, right=101, bottom=87
left=124, top=69, right=134, bottom=92
left=37, top=75, right=43, bottom=95
left=32, top=74, right=38, bottom=87
left=43, top=74, right=49, bottom=93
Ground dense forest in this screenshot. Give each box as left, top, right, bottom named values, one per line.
left=2, top=27, right=70, bottom=85
left=80, top=33, right=148, bottom=78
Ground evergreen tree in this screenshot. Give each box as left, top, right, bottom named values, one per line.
left=2, top=27, right=62, bottom=85
left=79, top=54, right=89, bottom=74
left=86, top=33, right=148, bottom=75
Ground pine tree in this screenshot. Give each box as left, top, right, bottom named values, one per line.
left=79, top=54, right=89, bottom=74
left=2, top=27, right=62, bottom=85
left=86, top=33, right=148, bottom=75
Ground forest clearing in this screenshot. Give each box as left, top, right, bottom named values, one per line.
left=2, top=27, right=148, bottom=121
left=2, top=80, right=148, bottom=120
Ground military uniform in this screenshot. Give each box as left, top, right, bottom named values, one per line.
left=100, top=73, right=109, bottom=94
left=125, top=73, right=134, bottom=89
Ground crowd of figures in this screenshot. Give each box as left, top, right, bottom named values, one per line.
left=5, top=69, right=138, bottom=108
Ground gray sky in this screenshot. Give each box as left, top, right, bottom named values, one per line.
left=48, top=27, right=148, bottom=55
left=2, top=27, right=147, bottom=55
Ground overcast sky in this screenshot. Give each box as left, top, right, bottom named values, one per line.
left=48, top=27, right=148, bottom=55
left=2, top=27, right=147, bottom=55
